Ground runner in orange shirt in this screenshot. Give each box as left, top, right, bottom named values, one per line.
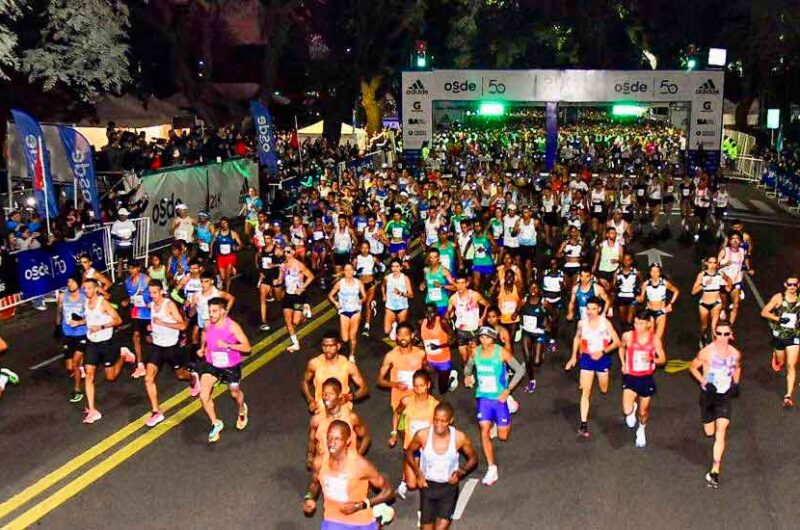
left=377, top=323, right=428, bottom=446
left=302, top=332, right=369, bottom=414
left=420, top=304, right=458, bottom=394
left=304, top=421, right=395, bottom=529
left=307, top=378, right=371, bottom=470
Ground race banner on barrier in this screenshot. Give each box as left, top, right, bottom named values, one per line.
left=14, top=229, right=107, bottom=299
left=130, top=159, right=258, bottom=244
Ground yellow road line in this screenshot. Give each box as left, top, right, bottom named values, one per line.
left=664, top=359, right=692, bottom=374
left=3, top=306, right=339, bottom=530
left=0, top=297, right=330, bottom=521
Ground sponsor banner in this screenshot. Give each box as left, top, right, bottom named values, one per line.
left=249, top=100, right=278, bottom=174
left=136, top=159, right=258, bottom=244
left=689, top=71, right=724, bottom=150
left=401, top=71, right=434, bottom=150
left=57, top=126, right=102, bottom=220
left=10, top=110, right=59, bottom=219
left=15, top=229, right=107, bottom=299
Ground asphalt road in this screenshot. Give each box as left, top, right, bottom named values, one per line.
left=1, top=182, right=799, bottom=529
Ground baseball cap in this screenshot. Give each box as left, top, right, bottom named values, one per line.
left=507, top=204, right=518, bottom=211
left=176, top=203, right=188, bottom=211
left=118, top=208, right=130, bottom=216
left=477, top=326, right=499, bottom=341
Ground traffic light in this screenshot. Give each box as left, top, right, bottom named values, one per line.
left=685, top=44, right=698, bottom=70
left=414, top=40, right=428, bottom=69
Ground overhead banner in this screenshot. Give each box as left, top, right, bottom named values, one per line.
left=402, top=69, right=724, bottom=153
left=15, top=229, right=107, bottom=299
left=10, top=109, right=59, bottom=219
left=130, top=159, right=258, bottom=244
left=250, top=100, right=278, bottom=174
left=57, top=126, right=101, bottom=219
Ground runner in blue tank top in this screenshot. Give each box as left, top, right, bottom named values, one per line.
left=57, top=275, right=88, bottom=403
left=123, top=261, right=152, bottom=379
left=567, top=265, right=611, bottom=321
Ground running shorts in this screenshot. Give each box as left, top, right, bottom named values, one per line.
left=61, top=335, right=87, bottom=357
left=455, top=329, right=478, bottom=347
left=622, top=374, right=657, bottom=397
left=420, top=481, right=459, bottom=524
left=700, top=390, right=732, bottom=424
left=147, top=344, right=187, bottom=370
left=85, top=339, right=118, bottom=367
left=476, top=397, right=511, bottom=426
left=579, top=353, right=611, bottom=373
left=196, top=359, right=242, bottom=387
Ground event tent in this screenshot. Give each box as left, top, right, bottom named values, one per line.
left=297, top=121, right=367, bottom=150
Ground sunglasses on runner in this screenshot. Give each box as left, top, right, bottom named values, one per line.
left=786, top=282, right=799, bottom=287
left=715, top=331, right=732, bottom=337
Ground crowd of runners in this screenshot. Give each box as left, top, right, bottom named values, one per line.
left=2, top=117, right=799, bottom=529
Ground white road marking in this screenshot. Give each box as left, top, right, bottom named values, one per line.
left=751, top=199, right=775, bottom=214
left=636, top=248, right=673, bottom=267
left=729, top=197, right=748, bottom=210
left=744, top=274, right=766, bottom=309
left=29, top=354, right=63, bottom=371
left=452, top=478, right=479, bottom=520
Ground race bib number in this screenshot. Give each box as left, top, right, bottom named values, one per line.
left=682, top=189, right=690, bottom=197
left=323, top=475, right=350, bottom=503
left=593, top=204, right=602, bottom=213
left=586, top=337, right=605, bottom=353
left=211, top=350, right=229, bottom=367
left=261, top=257, right=272, bottom=268
left=409, top=420, right=430, bottom=436
left=199, top=241, right=210, bottom=252
left=478, top=374, right=498, bottom=393
left=501, top=301, right=517, bottom=316
left=636, top=189, right=645, bottom=197
left=781, top=312, right=798, bottom=329
left=392, top=227, right=403, bottom=239
left=132, top=294, right=146, bottom=307
left=424, top=340, right=441, bottom=355
left=632, top=351, right=651, bottom=372
left=429, top=287, right=443, bottom=302
left=522, top=315, right=538, bottom=333
left=313, top=231, right=324, bottom=241
left=397, top=370, right=414, bottom=389
left=219, top=244, right=231, bottom=255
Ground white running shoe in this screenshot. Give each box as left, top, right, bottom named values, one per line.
left=303, top=303, right=313, bottom=319
left=481, top=465, right=499, bottom=486
left=396, top=480, right=408, bottom=500
left=635, top=425, right=647, bottom=448
left=389, top=322, right=398, bottom=341
left=625, top=402, right=638, bottom=428
left=448, top=369, right=459, bottom=391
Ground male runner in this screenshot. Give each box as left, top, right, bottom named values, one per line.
left=464, top=326, right=525, bottom=485
left=302, top=331, right=369, bottom=414
left=303, top=421, right=395, bottom=530
left=82, top=278, right=133, bottom=424
left=760, top=275, right=800, bottom=407
left=307, top=378, right=371, bottom=469
left=446, top=276, right=489, bottom=363
left=565, top=296, right=621, bottom=438
left=619, top=310, right=667, bottom=448
left=144, top=280, right=190, bottom=427
left=567, top=266, right=611, bottom=322
left=405, top=401, right=479, bottom=530
left=0, top=336, right=19, bottom=398
left=56, top=275, right=88, bottom=402
left=196, top=297, right=252, bottom=443
left=121, top=261, right=151, bottom=378
left=688, top=320, right=741, bottom=488
left=377, top=323, right=427, bottom=446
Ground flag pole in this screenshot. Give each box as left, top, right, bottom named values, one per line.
left=294, top=115, right=305, bottom=181
left=39, top=137, right=52, bottom=238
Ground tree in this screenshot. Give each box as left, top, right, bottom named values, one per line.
left=0, top=0, right=20, bottom=80
left=22, top=0, right=131, bottom=99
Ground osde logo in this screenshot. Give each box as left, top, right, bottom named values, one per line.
left=444, top=80, right=477, bottom=94
left=614, top=81, right=648, bottom=95
left=152, top=192, right=185, bottom=227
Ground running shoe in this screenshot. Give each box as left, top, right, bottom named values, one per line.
left=625, top=403, right=638, bottom=428
left=236, top=403, right=249, bottom=430
left=79, top=365, right=86, bottom=379
left=524, top=380, right=537, bottom=393
left=132, top=363, right=147, bottom=379
left=69, top=390, right=84, bottom=403
left=578, top=425, right=590, bottom=438
left=189, top=372, right=201, bottom=397
left=448, top=370, right=459, bottom=392
left=287, top=343, right=301, bottom=353
left=507, top=395, right=520, bottom=414
left=259, top=323, right=271, bottom=331
left=705, top=471, right=719, bottom=489
left=303, top=303, right=313, bottom=319
left=514, top=328, right=522, bottom=343
left=396, top=480, right=408, bottom=500
left=370, top=300, right=377, bottom=317
left=783, top=395, right=794, bottom=408
left=635, top=426, right=646, bottom=448
left=208, top=420, right=224, bottom=443
left=481, top=465, right=499, bottom=486
left=267, top=296, right=275, bottom=302
left=0, top=367, right=19, bottom=385
left=548, top=340, right=558, bottom=353
left=490, top=424, right=498, bottom=439
left=120, top=347, right=136, bottom=365
left=348, top=354, right=356, bottom=364
left=83, top=409, right=102, bottom=424
left=146, top=410, right=165, bottom=428
left=772, top=353, right=784, bottom=373
left=389, top=322, right=398, bottom=341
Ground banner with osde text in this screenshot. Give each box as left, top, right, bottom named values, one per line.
left=136, top=159, right=257, bottom=244
left=10, top=109, right=59, bottom=219
left=15, top=229, right=107, bottom=299
left=57, top=126, right=101, bottom=220
left=250, top=100, right=278, bottom=174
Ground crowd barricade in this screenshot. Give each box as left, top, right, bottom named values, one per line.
left=760, top=162, right=800, bottom=213
left=730, top=156, right=765, bottom=184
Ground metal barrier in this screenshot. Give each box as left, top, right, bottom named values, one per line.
left=728, top=156, right=765, bottom=184
left=103, top=217, right=151, bottom=282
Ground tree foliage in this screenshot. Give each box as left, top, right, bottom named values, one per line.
left=0, top=0, right=21, bottom=79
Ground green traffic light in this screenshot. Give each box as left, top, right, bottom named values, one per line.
left=687, top=58, right=697, bottom=70
left=416, top=56, right=427, bottom=68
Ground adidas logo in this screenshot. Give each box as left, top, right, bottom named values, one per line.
left=696, top=79, right=719, bottom=95
left=405, top=79, right=428, bottom=95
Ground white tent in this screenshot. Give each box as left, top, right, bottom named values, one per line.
left=297, top=121, right=367, bottom=150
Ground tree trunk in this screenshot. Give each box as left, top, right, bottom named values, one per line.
left=360, top=76, right=382, bottom=138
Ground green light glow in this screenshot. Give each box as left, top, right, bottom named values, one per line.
left=477, top=102, right=506, bottom=116
left=611, top=104, right=646, bottom=117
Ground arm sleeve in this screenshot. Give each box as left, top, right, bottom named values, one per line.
left=463, top=356, right=476, bottom=377
left=506, top=356, right=526, bottom=390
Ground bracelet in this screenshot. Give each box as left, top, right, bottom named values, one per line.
left=390, top=430, right=398, bottom=435
left=304, top=492, right=314, bottom=501
left=362, top=498, right=371, bottom=509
